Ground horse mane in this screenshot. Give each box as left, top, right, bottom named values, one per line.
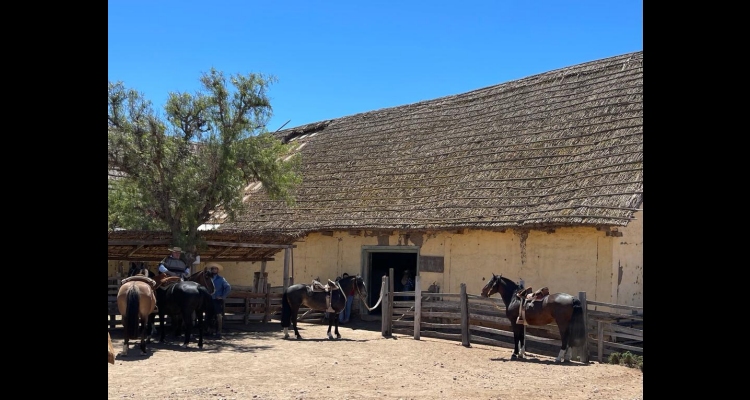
left=498, top=275, right=520, bottom=293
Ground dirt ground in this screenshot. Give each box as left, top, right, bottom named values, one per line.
left=107, top=320, right=643, bottom=400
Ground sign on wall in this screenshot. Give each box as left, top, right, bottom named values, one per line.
left=419, top=255, right=444, bottom=273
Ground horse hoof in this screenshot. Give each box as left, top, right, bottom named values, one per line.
left=510, top=354, right=518, bottom=360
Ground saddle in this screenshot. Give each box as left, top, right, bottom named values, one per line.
left=153, top=274, right=182, bottom=290
left=121, top=275, right=157, bottom=288
left=516, top=287, right=549, bottom=302
left=311, top=279, right=341, bottom=313
left=311, top=279, right=339, bottom=292
left=515, top=287, right=549, bottom=326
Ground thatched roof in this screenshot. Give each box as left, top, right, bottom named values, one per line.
left=107, top=230, right=304, bottom=262
left=234, top=51, right=646, bottom=235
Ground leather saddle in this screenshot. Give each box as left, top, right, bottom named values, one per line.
left=153, top=274, right=182, bottom=290
left=311, top=279, right=339, bottom=292
left=121, top=275, right=157, bottom=288
left=516, top=286, right=549, bottom=302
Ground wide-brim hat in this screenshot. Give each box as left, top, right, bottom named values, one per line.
left=168, top=246, right=182, bottom=252
left=205, top=262, right=223, bottom=272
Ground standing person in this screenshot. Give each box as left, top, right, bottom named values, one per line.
left=158, top=246, right=190, bottom=280
left=339, top=273, right=355, bottom=323
left=206, top=262, right=231, bottom=339
left=400, top=270, right=415, bottom=301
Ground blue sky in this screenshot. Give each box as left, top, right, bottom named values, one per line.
left=108, top=0, right=642, bottom=132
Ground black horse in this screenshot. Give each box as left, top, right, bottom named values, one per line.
left=281, top=275, right=381, bottom=340
left=152, top=274, right=215, bottom=349
left=480, top=273, right=586, bottom=362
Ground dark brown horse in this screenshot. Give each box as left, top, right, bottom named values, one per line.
left=480, top=273, right=586, bottom=362
left=281, top=275, right=382, bottom=340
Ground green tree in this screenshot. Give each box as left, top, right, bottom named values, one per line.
left=108, top=69, right=301, bottom=256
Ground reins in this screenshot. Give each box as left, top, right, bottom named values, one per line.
left=355, top=277, right=383, bottom=311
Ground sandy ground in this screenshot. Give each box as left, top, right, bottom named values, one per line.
left=107, top=319, right=643, bottom=400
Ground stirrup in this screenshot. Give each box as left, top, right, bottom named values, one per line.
left=516, top=316, right=528, bottom=325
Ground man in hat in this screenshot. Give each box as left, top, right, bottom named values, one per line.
left=158, top=246, right=190, bottom=280
left=206, top=262, right=231, bottom=339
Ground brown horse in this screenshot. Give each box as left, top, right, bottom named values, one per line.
left=188, top=269, right=215, bottom=295
left=116, top=276, right=157, bottom=357
left=281, top=275, right=382, bottom=340
left=480, top=273, right=586, bottom=362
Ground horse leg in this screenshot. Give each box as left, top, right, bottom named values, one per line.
left=290, top=305, right=302, bottom=339
left=510, top=322, right=521, bottom=360
left=147, top=313, right=156, bottom=342
left=334, top=313, right=341, bottom=339
left=196, top=308, right=204, bottom=349
left=328, top=316, right=334, bottom=340
left=181, top=310, right=192, bottom=348
left=139, top=316, right=148, bottom=355
left=174, top=314, right=183, bottom=338
left=121, top=320, right=129, bottom=357
left=518, top=325, right=526, bottom=359
left=158, top=311, right=166, bottom=343
left=557, top=324, right=570, bottom=363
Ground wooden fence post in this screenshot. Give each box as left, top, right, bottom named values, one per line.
left=579, top=291, right=589, bottom=363
left=414, top=275, right=421, bottom=340
left=283, top=248, right=291, bottom=290
left=597, top=320, right=605, bottom=363
left=244, top=296, right=250, bottom=325
left=388, top=269, right=395, bottom=336
left=263, top=290, right=271, bottom=323
left=381, top=275, right=389, bottom=337
left=460, top=283, right=470, bottom=347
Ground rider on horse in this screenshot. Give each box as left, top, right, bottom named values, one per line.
left=158, top=246, right=191, bottom=281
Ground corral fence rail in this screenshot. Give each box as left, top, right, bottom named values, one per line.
left=381, top=272, right=642, bottom=363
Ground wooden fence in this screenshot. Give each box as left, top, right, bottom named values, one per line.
left=108, top=279, right=327, bottom=329
left=381, top=273, right=643, bottom=363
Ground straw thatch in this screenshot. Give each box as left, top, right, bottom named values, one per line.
left=221, top=51, right=643, bottom=234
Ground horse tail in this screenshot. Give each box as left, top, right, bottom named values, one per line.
left=568, top=298, right=586, bottom=347
left=125, top=285, right=140, bottom=339
left=281, top=290, right=291, bottom=328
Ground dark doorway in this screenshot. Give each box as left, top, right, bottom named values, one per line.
left=367, top=251, right=418, bottom=316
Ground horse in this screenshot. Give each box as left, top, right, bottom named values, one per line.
left=127, top=261, right=156, bottom=278
left=480, top=273, right=586, bottom=362
left=116, top=272, right=157, bottom=357
left=152, top=273, right=215, bottom=349
left=281, top=274, right=382, bottom=340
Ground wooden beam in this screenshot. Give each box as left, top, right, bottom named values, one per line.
left=108, top=240, right=171, bottom=246
left=214, top=245, right=234, bottom=258
left=203, top=241, right=296, bottom=249
left=108, top=256, right=274, bottom=262
left=126, top=245, right=144, bottom=257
